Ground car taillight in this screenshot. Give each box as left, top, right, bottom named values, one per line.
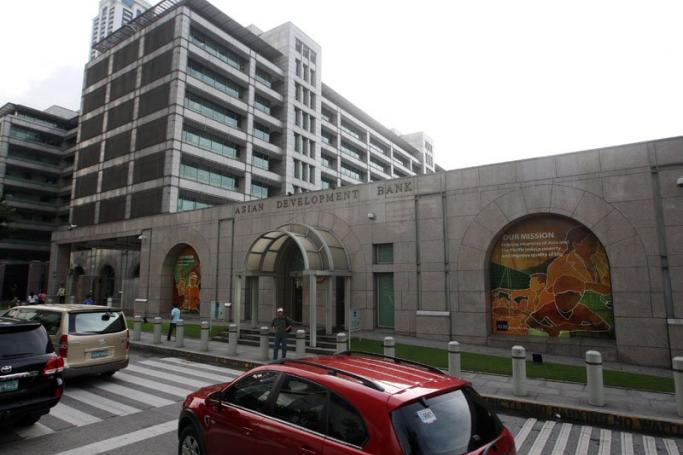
left=59, top=334, right=68, bottom=358
left=43, top=355, right=64, bottom=375
left=483, top=428, right=516, bottom=455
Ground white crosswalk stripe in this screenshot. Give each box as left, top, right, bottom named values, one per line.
left=125, top=364, right=212, bottom=388
left=598, top=429, right=611, bottom=455
left=50, top=403, right=101, bottom=427
left=621, top=432, right=634, bottom=455
left=551, top=423, right=572, bottom=455
left=575, top=426, right=592, bottom=455
left=161, top=357, right=243, bottom=376
left=515, top=418, right=537, bottom=449
left=140, top=359, right=234, bottom=382
left=112, top=371, right=196, bottom=398
left=664, top=439, right=681, bottom=455
left=528, top=420, right=555, bottom=455
left=92, top=382, right=175, bottom=408
left=67, top=388, right=141, bottom=416
left=644, top=435, right=658, bottom=455
left=15, top=422, right=55, bottom=439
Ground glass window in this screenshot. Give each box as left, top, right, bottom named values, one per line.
left=69, top=311, right=126, bottom=335
left=255, top=69, right=272, bottom=88
left=197, top=168, right=210, bottom=184
left=189, top=29, right=244, bottom=71
left=184, top=93, right=240, bottom=128
left=6, top=309, right=62, bottom=336
left=391, top=387, right=503, bottom=455
left=328, top=393, right=368, bottom=447
left=272, top=375, right=327, bottom=433
left=0, top=322, right=52, bottom=357
left=251, top=182, right=269, bottom=199
left=224, top=371, right=279, bottom=414
left=375, top=244, right=393, bottom=264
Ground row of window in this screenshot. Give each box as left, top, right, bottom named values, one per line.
left=295, top=83, right=316, bottom=109
left=295, top=59, right=316, bottom=85
left=340, top=165, right=361, bottom=181
left=188, top=59, right=243, bottom=99
left=340, top=142, right=363, bottom=161
left=180, top=162, right=237, bottom=191
left=9, top=126, right=62, bottom=147
left=293, top=159, right=315, bottom=184
left=185, top=92, right=240, bottom=128
left=182, top=126, right=239, bottom=160
left=190, top=28, right=245, bottom=71
left=177, top=197, right=212, bottom=212
left=15, top=113, right=64, bottom=130
left=369, top=159, right=387, bottom=174
left=321, top=178, right=336, bottom=190
left=254, top=95, right=272, bottom=115
left=295, top=39, right=317, bottom=63
left=321, top=155, right=335, bottom=170
left=252, top=152, right=270, bottom=171
left=251, top=182, right=269, bottom=199
left=340, top=122, right=363, bottom=141
left=294, top=133, right=315, bottom=158
left=294, top=108, right=315, bottom=134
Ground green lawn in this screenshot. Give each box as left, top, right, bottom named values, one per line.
left=350, top=338, right=674, bottom=394
left=127, top=319, right=224, bottom=339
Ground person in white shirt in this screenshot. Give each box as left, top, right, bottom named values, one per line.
left=167, top=302, right=181, bottom=341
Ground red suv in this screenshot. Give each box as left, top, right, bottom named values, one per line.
left=178, top=352, right=515, bottom=455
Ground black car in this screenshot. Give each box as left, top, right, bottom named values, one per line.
left=0, top=316, right=64, bottom=426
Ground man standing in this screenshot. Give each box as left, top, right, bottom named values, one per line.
left=168, top=302, right=181, bottom=341
left=57, top=285, right=66, bottom=304
left=83, top=293, right=94, bottom=305
left=271, top=307, right=292, bottom=360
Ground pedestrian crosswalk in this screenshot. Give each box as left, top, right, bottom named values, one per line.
left=507, top=416, right=683, bottom=455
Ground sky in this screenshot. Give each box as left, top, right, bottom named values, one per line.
left=1, top=0, right=682, bottom=170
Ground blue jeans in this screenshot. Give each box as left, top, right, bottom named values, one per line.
left=273, top=335, right=287, bottom=360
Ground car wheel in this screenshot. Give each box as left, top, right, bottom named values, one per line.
left=100, top=370, right=116, bottom=378
left=16, top=413, right=42, bottom=426
left=179, top=425, right=205, bottom=455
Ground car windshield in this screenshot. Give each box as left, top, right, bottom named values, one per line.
left=69, top=311, right=125, bottom=335
left=391, top=387, right=502, bottom=455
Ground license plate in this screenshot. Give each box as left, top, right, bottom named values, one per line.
left=91, top=350, right=108, bottom=359
left=0, top=380, right=18, bottom=393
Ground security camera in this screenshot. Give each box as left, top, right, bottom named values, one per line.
left=677, top=177, right=683, bottom=187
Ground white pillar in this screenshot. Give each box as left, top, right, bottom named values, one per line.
left=384, top=336, right=395, bottom=357
left=296, top=329, right=306, bottom=358
left=326, top=277, right=333, bottom=335
left=227, top=323, right=238, bottom=356
left=336, top=332, right=347, bottom=353
left=233, top=275, right=241, bottom=340
left=175, top=319, right=184, bottom=348
left=448, top=341, right=461, bottom=377
left=511, top=345, right=527, bottom=397
left=308, top=274, right=317, bottom=348
left=259, top=326, right=270, bottom=361
left=586, top=350, right=605, bottom=407
left=132, top=315, right=142, bottom=341
left=251, top=277, right=259, bottom=328
left=199, top=321, right=209, bottom=352
left=152, top=317, right=162, bottom=344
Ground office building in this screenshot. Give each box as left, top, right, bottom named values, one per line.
left=91, top=0, right=152, bottom=58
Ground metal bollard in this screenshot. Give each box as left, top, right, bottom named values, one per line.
left=296, top=330, right=306, bottom=358
left=259, top=326, right=270, bottom=361
left=227, top=323, right=238, bottom=356
left=384, top=336, right=395, bottom=358
left=175, top=319, right=184, bottom=348
left=199, top=321, right=209, bottom=352
left=448, top=341, right=461, bottom=377
left=132, top=315, right=142, bottom=341
left=674, top=357, right=683, bottom=417
left=511, top=345, right=527, bottom=397
left=336, top=333, right=347, bottom=354
left=586, top=350, right=605, bottom=406
left=152, top=317, right=162, bottom=344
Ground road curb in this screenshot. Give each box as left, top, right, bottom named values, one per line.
left=131, top=341, right=683, bottom=437
left=482, top=395, right=683, bottom=438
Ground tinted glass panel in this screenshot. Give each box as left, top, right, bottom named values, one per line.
left=224, top=371, right=278, bottom=414
left=69, top=311, right=126, bottom=335
left=0, top=324, right=51, bottom=357
left=328, top=393, right=368, bottom=447
left=272, top=375, right=327, bottom=433
left=5, top=309, right=61, bottom=336
left=391, top=387, right=503, bottom=455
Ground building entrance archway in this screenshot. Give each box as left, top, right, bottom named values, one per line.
left=237, top=224, right=351, bottom=347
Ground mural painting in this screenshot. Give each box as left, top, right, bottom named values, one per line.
left=490, top=216, right=614, bottom=339
left=173, top=246, right=200, bottom=312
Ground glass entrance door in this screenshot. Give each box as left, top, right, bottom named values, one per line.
left=376, top=274, right=394, bottom=328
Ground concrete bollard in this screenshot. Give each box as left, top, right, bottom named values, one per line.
left=259, top=326, right=270, bottom=361
left=512, top=345, right=527, bottom=397
left=586, top=350, right=605, bottom=407
left=296, top=329, right=306, bottom=358
left=69, top=295, right=75, bottom=304
left=199, top=321, right=209, bottom=352
left=227, top=324, right=238, bottom=356
left=448, top=341, right=461, bottom=377
left=152, top=317, right=162, bottom=344
left=384, top=336, right=396, bottom=358
left=175, top=319, right=184, bottom=348
left=132, top=315, right=142, bottom=341
left=336, top=333, right=347, bottom=354
left=674, top=357, right=683, bottom=417
left=106, top=297, right=113, bottom=307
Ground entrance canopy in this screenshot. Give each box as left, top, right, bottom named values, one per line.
left=243, top=224, right=350, bottom=276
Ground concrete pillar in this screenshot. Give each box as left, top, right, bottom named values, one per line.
left=106, top=296, right=113, bottom=308
left=326, top=277, right=334, bottom=335
left=344, top=277, right=351, bottom=332
left=48, top=243, right=71, bottom=297
left=336, top=332, right=347, bottom=354
left=448, top=341, right=461, bottom=377
left=134, top=298, right=148, bottom=320
left=199, top=321, right=209, bottom=352
left=308, top=274, right=317, bottom=348
left=69, top=295, right=76, bottom=304
left=296, top=329, right=305, bottom=358
left=251, top=277, right=259, bottom=328
left=384, top=336, right=395, bottom=358
left=175, top=319, right=184, bottom=348
left=132, top=315, right=142, bottom=341
left=586, top=350, right=605, bottom=407
left=511, top=345, right=527, bottom=397
left=259, top=326, right=269, bottom=361
left=674, top=357, right=683, bottom=417
left=227, top=323, right=238, bottom=355
left=152, top=317, right=162, bottom=344
left=233, top=275, right=241, bottom=339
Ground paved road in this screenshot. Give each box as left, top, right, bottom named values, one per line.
left=1, top=352, right=681, bottom=454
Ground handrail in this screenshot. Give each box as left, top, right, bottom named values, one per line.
left=271, top=358, right=385, bottom=392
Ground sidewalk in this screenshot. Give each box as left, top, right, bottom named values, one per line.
left=130, top=330, right=683, bottom=437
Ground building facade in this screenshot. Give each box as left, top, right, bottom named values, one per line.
left=51, top=136, right=683, bottom=368
left=91, top=0, right=152, bottom=59
left=0, top=103, right=78, bottom=301
left=74, top=0, right=435, bottom=227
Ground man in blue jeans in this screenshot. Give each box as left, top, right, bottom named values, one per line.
left=271, top=307, right=292, bottom=360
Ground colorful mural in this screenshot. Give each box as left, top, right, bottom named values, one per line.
left=490, top=217, right=614, bottom=339
left=174, top=246, right=201, bottom=312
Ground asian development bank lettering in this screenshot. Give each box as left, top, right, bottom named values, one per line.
left=277, top=189, right=360, bottom=209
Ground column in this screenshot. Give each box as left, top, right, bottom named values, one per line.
left=233, top=274, right=241, bottom=339
left=308, top=274, right=317, bottom=348
left=48, top=243, right=71, bottom=297
left=325, top=276, right=334, bottom=335
left=344, top=277, right=351, bottom=331
left=251, top=276, right=259, bottom=328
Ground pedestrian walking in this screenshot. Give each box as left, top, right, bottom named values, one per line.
left=167, top=302, right=181, bottom=341
left=271, top=307, right=293, bottom=360
left=38, top=291, right=47, bottom=304
left=27, top=292, right=37, bottom=305
left=83, top=293, right=94, bottom=305
left=57, top=285, right=66, bottom=304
